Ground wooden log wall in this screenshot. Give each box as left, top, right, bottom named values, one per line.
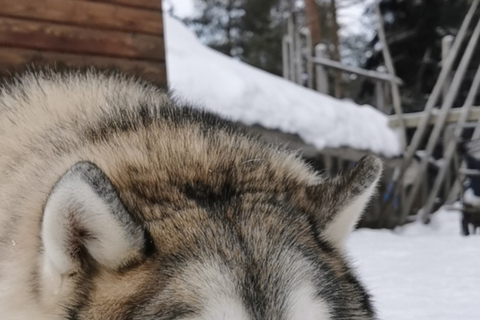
left=0, top=0, right=166, bottom=86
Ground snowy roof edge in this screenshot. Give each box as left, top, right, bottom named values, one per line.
left=164, top=15, right=402, bottom=157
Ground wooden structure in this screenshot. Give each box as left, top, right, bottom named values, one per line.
left=282, top=12, right=406, bottom=228
left=282, top=1, right=480, bottom=228
left=0, top=0, right=166, bottom=86
left=282, top=11, right=406, bottom=148
left=384, top=0, right=480, bottom=225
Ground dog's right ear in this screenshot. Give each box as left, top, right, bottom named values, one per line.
left=303, top=154, right=383, bottom=250
left=41, top=162, right=146, bottom=291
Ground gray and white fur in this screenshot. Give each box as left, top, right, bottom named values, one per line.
left=0, top=69, right=382, bottom=320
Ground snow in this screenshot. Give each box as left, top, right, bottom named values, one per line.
left=164, top=16, right=401, bottom=157
left=464, top=188, right=480, bottom=206
left=348, top=208, right=480, bottom=320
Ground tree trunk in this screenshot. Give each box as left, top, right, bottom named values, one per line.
left=329, top=0, right=343, bottom=98
left=305, top=0, right=322, bottom=47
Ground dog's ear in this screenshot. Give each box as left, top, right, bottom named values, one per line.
left=305, top=154, right=382, bottom=249
left=41, top=162, right=146, bottom=282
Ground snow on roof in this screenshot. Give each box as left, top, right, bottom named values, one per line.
left=164, top=15, right=402, bottom=157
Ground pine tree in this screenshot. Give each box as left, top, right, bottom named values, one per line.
left=185, top=0, right=284, bottom=75
left=329, top=0, right=343, bottom=98
left=305, top=0, right=323, bottom=47
left=241, top=0, right=284, bottom=75
left=186, top=0, right=245, bottom=57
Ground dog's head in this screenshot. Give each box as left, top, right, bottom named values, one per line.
left=39, top=154, right=382, bottom=320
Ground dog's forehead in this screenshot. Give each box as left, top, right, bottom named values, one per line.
left=159, top=255, right=332, bottom=320
left=142, top=193, right=318, bottom=259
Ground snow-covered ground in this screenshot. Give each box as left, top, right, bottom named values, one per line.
left=164, top=16, right=401, bottom=157
left=348, top=208, right=480, bottom=320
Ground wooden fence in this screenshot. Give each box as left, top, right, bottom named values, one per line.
left=383, top=0, right=480, bottom=225
left=282, top=2, right=480, bottom=228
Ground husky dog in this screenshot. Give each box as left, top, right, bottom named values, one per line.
left=0, top=69, right=382, bottom=320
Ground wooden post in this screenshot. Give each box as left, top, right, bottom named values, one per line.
left=287, top=15, right=295, bottom=83
left=282, top=36, right=290, bottom=80
left=305, top=0, right=322, bottom=89
left=315, top=44, right=329, bottom=94
left=329, top=0, right=343, bottom=98
left=374, top=0, right=407, bottom=149
left=399, top=180, right=407, bottom=226
left=383, top=76, right=393, bottom=114
left=305, top=29, right=314, bottom=89
left=443, top=126, right=453, bottom=200
left=442, top=35, right=454, bottom=102
left=375, top=80, right=384, bottom=111
left=324, top=154, right=333, bottom=177
left=295, top=28, right=303, bottom=85
left=375, top=66, right=387, bottom=112
left=421, top=168, right=429, bottom=211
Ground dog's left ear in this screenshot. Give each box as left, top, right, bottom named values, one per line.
left=41, top=161, right=146, bottom=280
left=305, top=154, right=383, bottom=249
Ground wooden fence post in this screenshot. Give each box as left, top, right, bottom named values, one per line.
left=442, top=35, right=454, bottom=102
left=282, top=36, right=290, bottom=80
left=375, top=65, right=387, bottom=112
left=305, top=29, right=314, bottom=89
left=315, top=44, right=329, bottom=94
left=287, top=14, right=295, bottom=83
left=374, top=0, right=406, bottom=149
left=294, top=27, right=303, bottom=84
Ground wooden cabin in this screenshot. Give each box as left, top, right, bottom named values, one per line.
left=0, top=0, right=166, bottom=86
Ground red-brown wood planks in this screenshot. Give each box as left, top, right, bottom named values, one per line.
left=0, top=0, right=163, bottom=35
left=0, top=17, right=164, bottom=61
left=0, top=47, right=167, bottom=85
left=85, top=0, right=162, bottom=11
